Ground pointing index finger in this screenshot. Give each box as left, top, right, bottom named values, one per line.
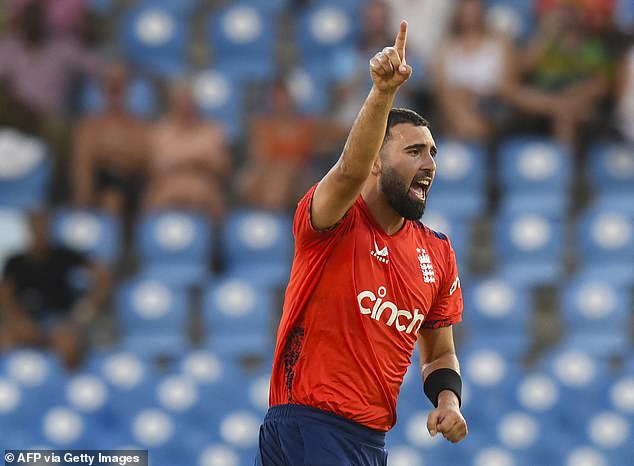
left=394, top=20, right=407, bottom=63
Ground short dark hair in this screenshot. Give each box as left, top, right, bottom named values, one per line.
left=382, top=108, right=429, bottom=146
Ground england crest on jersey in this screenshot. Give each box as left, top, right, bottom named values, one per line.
left=416, top=248, right=435, bottom=283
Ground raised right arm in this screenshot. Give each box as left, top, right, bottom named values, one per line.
left=310, top=21, right=412, bottom=231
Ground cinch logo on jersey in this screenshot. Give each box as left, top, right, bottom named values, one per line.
left=357, top=286, right=425, bottom=334
left=371, top=240, right=389, bottom=264
left=416, top=248, right=435, bottom=283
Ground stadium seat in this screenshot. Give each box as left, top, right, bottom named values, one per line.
left=498, top=137, right=571, bottom=216
left=0, top=208, right=29, bottom=270
left=134, top=210, right=212, bottom=288
left=511, top=372, right=564, bottom=429
left=576, top=206, right=634, bottom=285
left=540, top=348, right=611, bottom=435
left=121, top=5, right=187, bottom=78
left=608, top=375, right=634, bottom=422
left=560, top=276, right=630, bottom=358
left=51, top=208, right=121, bottom=266
left=563, top=446, right=611, bottom=466
left=429, top=140, right=487, bottom=219
left=485, top=0, right=537, bottom=41
left=462, top=276, right=532, bottom=358
left=207, top=3, right=278, bottom=82
left=421, top=208, right=471, bottom=273
left=192, top=68, right=246, bottom=141
left=202, top=278, right=274, bottom=358
left=0, top=129, right=50, bottom=209
left=471, top=445, right=518, bottom=466
left=614, top=0, right=634, bottom=32
left=222, top=209, right=293, bottom=289
left=286, top=66, right=333, bottom=115
left=115, top=277, right=190, bottom=357
left=584, top=410, right=633, bottom=464
left=79, top=74, right=159, bottom=119
left=195, top=443, right=242, bottom=466
left=295, top=3, right=357, bottom=69
left=495, top=410, right=567, bottom=466
left=494, top=211, right=564, bottom=287
left=458, top=345, right=523, bottom=439
left=140, top=0, right=201, bottom=17
left=89, top=351, right=159, bottom=418
left=587, top=141, right=634, bottom=196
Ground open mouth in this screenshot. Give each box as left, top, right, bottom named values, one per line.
left=409, top=177, right=431, bottom=202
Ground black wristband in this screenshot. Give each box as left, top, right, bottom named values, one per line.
left=423, top=368, right=462, bottom=408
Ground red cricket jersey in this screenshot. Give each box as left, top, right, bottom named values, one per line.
left=269, top=185, right=463, bottom=431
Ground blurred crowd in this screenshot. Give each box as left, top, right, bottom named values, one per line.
left=0, top=0, right=633, bottom=368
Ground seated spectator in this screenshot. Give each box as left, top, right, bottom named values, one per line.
left=616, top=42, right=634, bottom=145
left=0, top=0, right=103, bottom=200
left=237, top=79, right=320, bottom=211
left=500, top=1, right=611, bottom=149
left=431, top=0, right=515, bottom=141
left=0, top=209, right=109, bottom=368
left=144, top=80, right=231, bottom=219
left=71, top=63, right=150, bottom=221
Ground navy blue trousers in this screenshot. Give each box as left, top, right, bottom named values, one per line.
left=255, top=404, right=388, bottom=466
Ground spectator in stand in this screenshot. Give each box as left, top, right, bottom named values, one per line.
left=0, top=0, right=102, bottom=200
left=71, top=63, right=150, bottom=222
left=237, top=79, right=320, bottom=211
left=430, top=0, right=515, bottom=141
left=144, top=80, right=231, bottom=220
left=0, top=209, right=109, bottom=368
left=615, top=42, right=634, bottom=145
left=500, top=1, right=611, bottom=150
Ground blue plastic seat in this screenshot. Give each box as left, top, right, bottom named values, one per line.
left=586, top=141, right=634, bottom=196
left=286, top=66, right=333, bottom=115
left=139, top=0, right=201, bottom=17
left=420, top=208, right=471, bottom=273
left=576, top=206, right=634, bottom=285
left=51, top=208, right=121, bottom=266
left=0, top=208, right=29, bottom=270
left=192, top=68, right=246, bottom=142
left=494, top=211, right=564, bottom=287
left=539, top=347, right=611, bottom=435
left=202, top=278, right=274, bottom=358
left=134, top=210, right=212, bottom=288
left=115, top=277, right=190, bottom=357
left=485, top=0, right=537, bottom=41
left=430, top=140, right=487, bottom=219
left=560, top=276, right=630, bottom=358
left=207, top=3, right=277, bottom=82
left=222, top=209, right=293, bottom=289
left=295, top=3, right=357, bottom=68
left=498, top=137, right=571, bottom=217
left=121, top=5, right=187, bottom=78
left=462, top=275, right=532, bottom=358
left=0, top=129, right=50, bottom=209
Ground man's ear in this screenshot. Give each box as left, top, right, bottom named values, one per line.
left=371, top=153, right=382, bottom=176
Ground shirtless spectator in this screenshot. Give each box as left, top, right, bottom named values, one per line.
left=144, top=80, right=231, bottom=220
left=431, top=0, right=514, bottom=141
left=237, top=79, right=319, bottom=211
left=500, top=1, right=611, bottom=149
left=71, top=63, right=150, bottom=220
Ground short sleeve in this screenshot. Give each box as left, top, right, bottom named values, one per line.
left=422, top=240, right=463, bottom=329
left=293, top=184, right=355, bottom=248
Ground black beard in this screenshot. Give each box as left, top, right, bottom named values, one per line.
left=380, top=165, right=426, bottom=220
